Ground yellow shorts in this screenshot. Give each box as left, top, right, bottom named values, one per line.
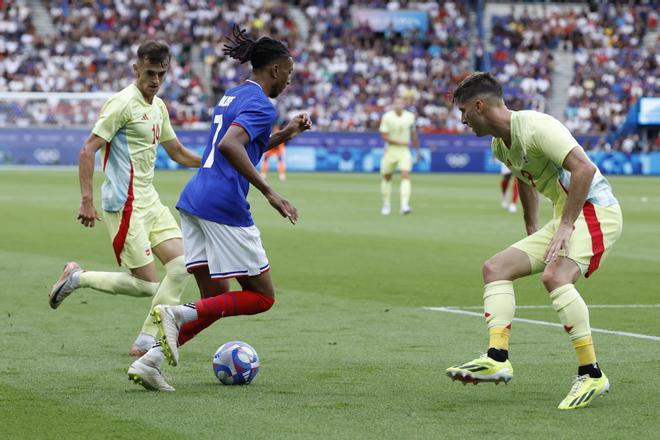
left=103, top=200, right=181, bottom=269
left=511, top=203, right=622, bottom=277
left=380, top=147, right=412, bottom=175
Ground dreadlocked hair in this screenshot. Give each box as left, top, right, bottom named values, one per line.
left=223, top=24, right=290, bottom=70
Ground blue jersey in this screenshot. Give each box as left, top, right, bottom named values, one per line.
left=177, top=80, right=277, bottom=226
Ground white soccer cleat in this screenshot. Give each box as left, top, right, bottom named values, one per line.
left=152, top=305, right=181, bottom=367
left=49, top=262, right=82, bottom=309
left=501, top=199, right=510, bottom=210
left=400, top=205, right=412, bottom=215
left=128, top=357, right=174, bottom=391
left=381, top=203, right=391, bottom=216
left=508, top=203, right=517, bottom=213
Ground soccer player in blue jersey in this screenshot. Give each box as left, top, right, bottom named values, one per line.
left=446, top=72, right=622, bottom=410
left=128, top=26, right=312, bottom=391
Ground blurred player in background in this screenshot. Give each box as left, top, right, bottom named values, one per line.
left=447, top=72, right=622, bottom=410
left=379, top=97, right=420, bottom=215
left=499, top=160, right=518, bottom=213
left=260, top=123, right=287, bottom=181
left=128, top=26, right=311, bottom=391
left=48, top=41, right=201, bottom=356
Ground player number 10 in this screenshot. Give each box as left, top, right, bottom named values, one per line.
left=151, top=124, right=160, bottom=145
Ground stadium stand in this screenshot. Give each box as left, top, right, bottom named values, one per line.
left=0, top=0, right=657, bottom=146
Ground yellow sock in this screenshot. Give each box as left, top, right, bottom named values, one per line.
left=381, top=179, right=392, bottom=206
left=400, top=178, right=411, bottom=208
left=79, top=271, right=158, bottom=297
left=139, top=256, right=190, bottom=337
left=550, top=284, right=596, bottom=366
left=573, top=336, right=597, bottom=366
left=550, top=284, right=591, bottom=340
left=489, top=326, right=511, bottom=351
left=483, top=280, right=515, bottom=349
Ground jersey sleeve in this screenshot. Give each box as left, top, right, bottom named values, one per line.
left=159, top=101, right=176, bottom=143
left=531, top=115, right=580, bottom=166
left=233, top=99, right=276, bottom=141
left=379, top=112, right=391, bottom=134
left=92, top=95, right=131, bottom=142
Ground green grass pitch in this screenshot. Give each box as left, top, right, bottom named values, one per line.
left=1, top=170, right=658, bottom=439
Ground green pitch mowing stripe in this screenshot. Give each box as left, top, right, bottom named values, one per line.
left=1, top=170, right=660, bottom=439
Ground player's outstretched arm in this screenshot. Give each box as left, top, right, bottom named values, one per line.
left=266, top=113, right=312, bottom=151
left=161, top=138, right=202, bottom=168
left=518, top=180, right=539, bottom=236
left=78, top=134, right=106, bottom=227
left=219, top=125, right=298, bottom=224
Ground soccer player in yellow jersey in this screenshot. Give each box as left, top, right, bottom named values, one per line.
left=379, top=97, right=420, bottom=215
left=49, top=41, right=206, bottom=356
left=446, top=72, right=622, bottom=410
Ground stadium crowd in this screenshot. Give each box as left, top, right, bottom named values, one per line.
left=0, top=0, right=657, bottom=145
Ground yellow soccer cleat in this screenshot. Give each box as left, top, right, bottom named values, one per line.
left=446, top=354, right=513, bottom=385
left=558, top=373, right=609, bottom=410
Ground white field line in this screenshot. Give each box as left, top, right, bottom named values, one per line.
left=440, top=304, right=660, bottom=310
left=424, top=306, right=660, bottom=342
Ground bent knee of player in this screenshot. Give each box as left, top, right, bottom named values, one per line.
left=482, top=257, right=508, bottom=283
left=541, top=266, right=575, bottom=291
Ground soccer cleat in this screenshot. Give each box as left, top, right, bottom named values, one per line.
left=152, top=305, right=180, bottom=367
left=381, top=203, right=391, bottom=216
left=557, top=373, right=609, bottom=410
left=508, top=203, right=517, bottom=213
left=128, top=357, right=174, bottom=391
left=501, top=199, right=510, bottom=210
left=446, top=354, right=514, bottom=384
left=49, top=262, right=82, bottom=309
left=400, top=205, right=412, bottom=215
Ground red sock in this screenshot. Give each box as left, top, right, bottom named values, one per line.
left=177, top=290, right=275, bottom=346
left=500, top=175, right=510, bottom=194
left=511, top=178, right=519, bottom=203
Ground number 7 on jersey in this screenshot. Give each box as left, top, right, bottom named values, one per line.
left=203, top=114, right=224, bottom=168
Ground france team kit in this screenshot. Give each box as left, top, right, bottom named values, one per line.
left=177, top=80, right=277, bottom=278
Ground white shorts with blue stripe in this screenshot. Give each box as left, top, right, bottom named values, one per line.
left=180, top=210, right=270, bottom=279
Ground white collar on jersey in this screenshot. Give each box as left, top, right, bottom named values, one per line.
left=245, top=79, right=263, bottom=89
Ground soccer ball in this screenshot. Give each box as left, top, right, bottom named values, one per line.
left=212, top=341, right=260, bottom=385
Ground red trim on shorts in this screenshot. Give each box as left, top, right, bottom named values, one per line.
left=103, top=141, right=111, bottom=171
left=583, top=201, right=604, bottom=278
left=111, top=165, right=135, bottom=266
